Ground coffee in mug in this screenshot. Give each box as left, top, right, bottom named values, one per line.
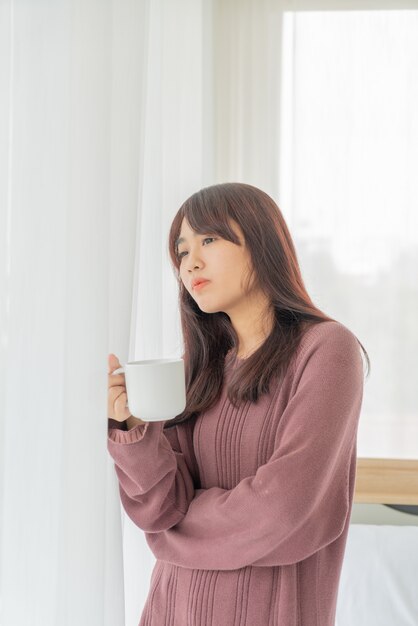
left=112, top=358, right=186, bottom=422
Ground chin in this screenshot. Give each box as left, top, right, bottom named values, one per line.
left=199, top=305, right=229, bottom=317
left=197, top=303, right=216, bottom=314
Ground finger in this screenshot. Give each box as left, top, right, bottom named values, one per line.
left=114, top=391, right=130, bottom=421
left=108, top=387, right=125, bottom=414
left=109, top=386, right=126, bottom=402
left=108, top=373, right=125, bottom=387
left=108, top=353, right=120, bottom=374
left=108, top=353, right=121, bottom=374
left=108, top=387, right=126, bottom=420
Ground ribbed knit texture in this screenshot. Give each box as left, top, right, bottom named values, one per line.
left=107, top=321, right=364, bottom=626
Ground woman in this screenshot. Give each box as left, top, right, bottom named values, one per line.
left=107, top=182, right=370, bottom=626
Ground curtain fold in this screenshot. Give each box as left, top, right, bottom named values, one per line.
left=212, top=0, right=284, bottom=199
left=0, top=0, right=143, bottom=624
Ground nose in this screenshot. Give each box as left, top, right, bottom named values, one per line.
left=185, top=246, right=203, bottom=271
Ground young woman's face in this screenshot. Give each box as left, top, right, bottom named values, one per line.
left=177, top=217, right=258, bottom=316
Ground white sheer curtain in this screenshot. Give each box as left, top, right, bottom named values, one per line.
left=0, top=0, right=212, bottom=625
left=212, top=0, right=284, bottom=199
left=0, top=1, right=132, bottom=624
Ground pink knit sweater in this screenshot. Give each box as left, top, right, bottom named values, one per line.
left=107, top=321, right=364, bottom=626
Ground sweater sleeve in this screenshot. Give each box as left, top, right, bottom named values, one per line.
left=144, top=324, right=364, bottom=570
left=107, top=417, right=198, bottom=533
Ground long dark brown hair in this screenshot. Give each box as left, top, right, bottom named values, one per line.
left=163, top=182, right=370, bottom=431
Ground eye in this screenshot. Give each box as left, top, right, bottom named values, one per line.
left=177, top=237, right=216, bottom=260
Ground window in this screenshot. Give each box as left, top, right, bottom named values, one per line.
left=279, top=9, right=418, bottom=458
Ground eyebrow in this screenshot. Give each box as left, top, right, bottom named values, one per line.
left=175, top=232, right=199, bottom=247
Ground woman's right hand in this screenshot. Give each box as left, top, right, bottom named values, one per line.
left=108, top=353, right=132, bottom=422
left=108, top=353, right=146, bottom=425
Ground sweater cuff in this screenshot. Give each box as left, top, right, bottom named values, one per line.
left=108, top=418, right=128, bottom=431
left=108, top=421, right=150, bottom=444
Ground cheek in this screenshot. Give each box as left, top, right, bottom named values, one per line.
left=239, top=255, right=254, bottom=287
left=224, top=260, right=250, bottom=289
left=179, top=270, right=195, bottom=298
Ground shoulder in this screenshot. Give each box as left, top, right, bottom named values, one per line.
left=295, top=320, right=362, bottom=369
left=284, top=321, right=365, bottom=402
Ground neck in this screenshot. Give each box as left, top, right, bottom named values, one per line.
left=231, top=295, right=275, bottom=358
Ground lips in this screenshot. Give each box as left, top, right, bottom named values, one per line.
left=192, top=279, right=210, bottom=290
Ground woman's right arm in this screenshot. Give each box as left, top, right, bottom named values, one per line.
left=107, top=420, right=196, bottom=533
left=107, top=353, right=197, bottom=533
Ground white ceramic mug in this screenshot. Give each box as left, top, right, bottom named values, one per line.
left=112, top=358, right=186, bottom=422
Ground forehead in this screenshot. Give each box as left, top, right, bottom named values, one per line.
left=176, top=218, right=196, bottom=244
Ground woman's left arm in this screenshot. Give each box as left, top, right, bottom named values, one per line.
left=144, top=324, right=364, bottom=570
